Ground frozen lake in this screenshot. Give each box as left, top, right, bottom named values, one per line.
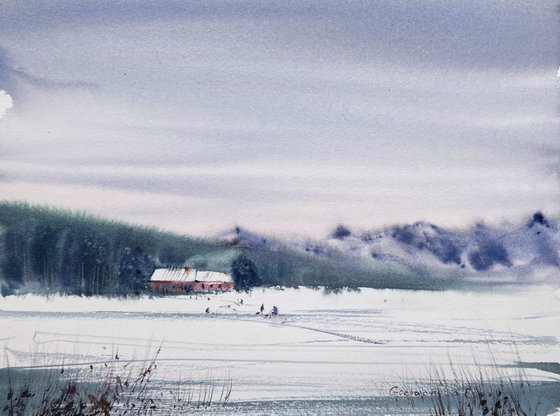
left=1, top=285, right=559, bottom=414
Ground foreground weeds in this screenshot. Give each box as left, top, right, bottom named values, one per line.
left=391, top=354, right=559, bottom=416
left=1, top=348, right=232, bottom=415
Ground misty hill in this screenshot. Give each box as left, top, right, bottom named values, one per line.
left=1, top=202, right=559, bottom=296
left=221, top=212, right=560, bottom=284
left=334, top=213, right=560, bottom=279
left=0, top=202, right=433, bottom=295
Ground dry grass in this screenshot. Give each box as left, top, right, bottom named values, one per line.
left=392, top=352, right=558, bottom=416
left=1, top=348, right=232, bottom=415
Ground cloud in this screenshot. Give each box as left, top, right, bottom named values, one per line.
left=0, top=45, right=98, bottom=111
left=0, top=91, right=13, bottom=119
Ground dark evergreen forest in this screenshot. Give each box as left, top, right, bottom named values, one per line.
left=0, top=202, right=226, bottom=295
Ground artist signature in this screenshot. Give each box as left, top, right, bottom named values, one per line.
left=389, top=386, right=474, bottom=398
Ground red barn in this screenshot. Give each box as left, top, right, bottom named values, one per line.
left=149, top=267, right=233, bottom=293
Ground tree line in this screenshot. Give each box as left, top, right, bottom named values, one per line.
left=0, top=202, right=225, bottom=295
left=0, top=202, right=443, bottom=296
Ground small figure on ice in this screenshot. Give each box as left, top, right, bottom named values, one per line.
left=260, top=303, right=265, bottom=314
left=271, top=305, right=278, bottom=317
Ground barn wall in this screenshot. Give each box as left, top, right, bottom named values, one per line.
left=149, top=280, right=233, bottom=293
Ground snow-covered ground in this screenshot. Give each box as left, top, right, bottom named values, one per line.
left=1, top=286, right=559, bottom=414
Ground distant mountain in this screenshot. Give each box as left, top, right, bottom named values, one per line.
left=216, top=212, right=560, bottom=284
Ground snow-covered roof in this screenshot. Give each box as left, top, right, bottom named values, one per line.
left=150, top=268, right=232, bottom=283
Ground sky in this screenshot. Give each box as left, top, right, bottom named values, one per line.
left=0, top=0, right=559, bottom=237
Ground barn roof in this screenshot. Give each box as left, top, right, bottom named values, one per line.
left=150, top=268, right=232, bottom=283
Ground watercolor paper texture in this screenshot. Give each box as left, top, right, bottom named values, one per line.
left=0, top=1, right=559, bottom=415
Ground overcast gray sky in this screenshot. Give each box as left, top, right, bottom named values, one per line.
left=0, top=0, right=559, bottom=237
